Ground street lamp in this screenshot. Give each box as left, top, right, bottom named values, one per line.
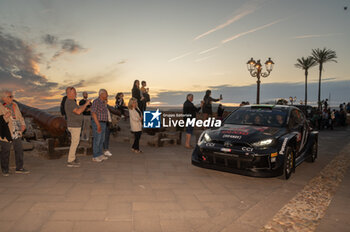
left=246, top=57, right=274, bottom=104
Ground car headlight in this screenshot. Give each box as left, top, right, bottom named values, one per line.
left=197, top=131, right=211, bottom=145
left=252, top=139, right=274, bottom=147
left=204, top=133, right=212, bottom=142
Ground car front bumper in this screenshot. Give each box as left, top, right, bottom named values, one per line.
left=191, top=145, right=284, bottom=177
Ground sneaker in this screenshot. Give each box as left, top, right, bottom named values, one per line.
left=73, top=158, right=81, bottom=165
left=101, top=155, right=108, bottom=160
left=67, top=161, right=80, bottom=168
left=104, top=150, right=112, bottom=157
left=92, top=156, right=104, bottom=162
left=2, top=171, right=9, bottom=177
left=15, top=168, right=30, bottom=174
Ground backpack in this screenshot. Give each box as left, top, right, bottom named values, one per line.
left=60, top=96, right=67, bottom=116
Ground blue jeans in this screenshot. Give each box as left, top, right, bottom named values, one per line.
left=0, top=139, right=24, bottom=172
left=103, top=123, right=110, bottom=150
left=91, top=120, right=106, bottom=158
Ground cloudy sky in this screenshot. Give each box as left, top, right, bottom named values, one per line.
left=0, top=0, right=349, bottom=108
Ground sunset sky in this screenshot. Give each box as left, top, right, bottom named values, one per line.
left=0, top=0, right=349, bottom=108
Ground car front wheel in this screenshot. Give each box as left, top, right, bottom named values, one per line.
left=280, top=146, right=294, bottom=180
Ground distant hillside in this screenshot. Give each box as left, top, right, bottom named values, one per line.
left=148, top=103, right=238, bottom=113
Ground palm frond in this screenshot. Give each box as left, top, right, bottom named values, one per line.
left=311, top=47, right=337, bottom=64
left=294, top=56, right=316, bottom=70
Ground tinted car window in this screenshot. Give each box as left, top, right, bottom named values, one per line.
left=295, top=110, right=302, bottom=124
left=288, top=109, right=303, bottom=129
left=224, top=107, right=288, bottom=127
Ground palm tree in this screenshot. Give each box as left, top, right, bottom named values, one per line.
left=295, top=56, right=316, bottom=107
left=311, top=48, right=337, bottom=109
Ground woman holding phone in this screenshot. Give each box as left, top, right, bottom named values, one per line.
left=202, top=90, right=222, bottom=120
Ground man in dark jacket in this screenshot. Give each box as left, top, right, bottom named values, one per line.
left=79, top=92, right=92, bottom=141
left=183, top=94, right=203, bottom=149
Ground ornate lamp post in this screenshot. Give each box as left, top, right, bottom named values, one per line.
left=246, top=57, right=274, bottom=104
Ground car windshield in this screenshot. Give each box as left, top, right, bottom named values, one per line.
left=224, top=107, right=288, bottom=127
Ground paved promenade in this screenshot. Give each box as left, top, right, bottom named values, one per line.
left=0, top=128, right=349, bottom=232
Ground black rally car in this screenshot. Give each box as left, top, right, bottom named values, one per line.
left=192, top=105, right=318, bottom=179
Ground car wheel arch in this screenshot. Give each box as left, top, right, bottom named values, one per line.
left=279, top=145, right=294, bottom=180
left=281, top=137, right=297, bottom=176
left=289, top=138, right=298, bottom=172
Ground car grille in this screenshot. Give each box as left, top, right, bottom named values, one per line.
left=211, top=140, right=252, bottom=149
left=201, top=151, right=270, bottom=170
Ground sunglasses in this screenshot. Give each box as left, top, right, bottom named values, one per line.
left=7, top=95, right=13, bottom=99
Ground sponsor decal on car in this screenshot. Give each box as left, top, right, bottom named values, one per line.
left=222, top=134, right=242, bottom=139
left=221, top=129, right=248, bottom=135
left=242, top=147, right=253, bottom=152
left=205, top=143, right=215, bottom=147
left=279, top=138, right=288, bottom=154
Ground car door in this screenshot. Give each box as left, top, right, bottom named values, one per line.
left=288, top=109, right=305, bottom=155
left=298, top=110, right=309, bottom=152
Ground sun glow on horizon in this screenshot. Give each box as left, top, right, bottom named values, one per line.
left=1, top=0, right=349, bottom=109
